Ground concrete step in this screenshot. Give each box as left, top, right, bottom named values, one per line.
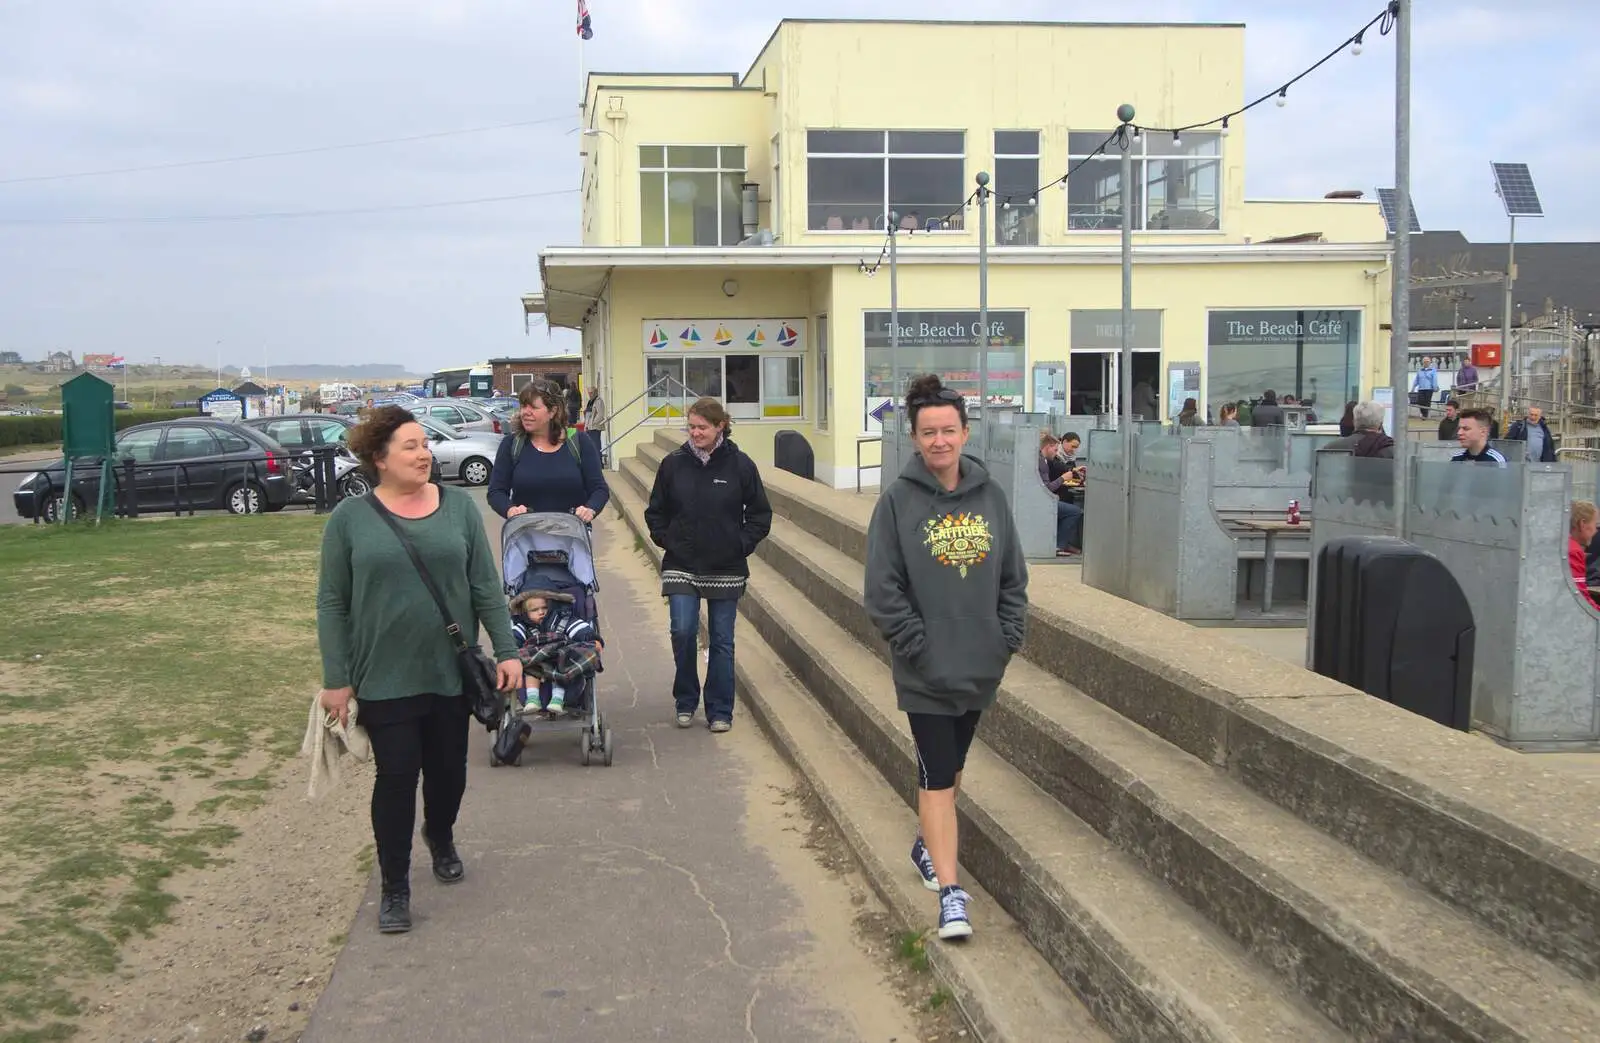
left=756, top=516, right=1600, bottom=1042
left=606, top=473, right=1113, bottom=1043
left=745, top=465, right=1600, bottom=988
left=743, top=545, right=1347, bottom=1042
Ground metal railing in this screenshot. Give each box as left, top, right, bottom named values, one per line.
left=1, top=446, right=345, bottom=524
left=601, top=375, right=701, bottom=462
left=855, top=436, right=881, bottom=494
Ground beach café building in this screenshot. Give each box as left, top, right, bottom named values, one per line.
left=526, top=17, right=1395, bottom=488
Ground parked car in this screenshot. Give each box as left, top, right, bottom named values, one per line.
left=12, top=419, right=294, bottom=521
left=414, top=415, right=501, bottom=486
left=481, top=396, right=520, bottom=419
left=409, top=398, right=503, bottom=436
left=239, top=413, right=442, bottom=493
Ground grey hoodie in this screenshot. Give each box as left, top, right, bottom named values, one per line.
left=864, top=452, right=1029, bottom=715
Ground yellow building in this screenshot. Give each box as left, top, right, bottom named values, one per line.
left=528, top=18, right=1394, bottom=488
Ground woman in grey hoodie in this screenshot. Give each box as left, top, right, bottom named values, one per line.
left=864, top=374, right=1029, bottom=941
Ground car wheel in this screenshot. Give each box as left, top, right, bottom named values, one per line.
left=225, top=482, right=264, bottom=515
left=460, top=457, right=491, bottom=486
left=42, top=492, right=86, bottom=523
left=340, top=472, right=372, bottom=498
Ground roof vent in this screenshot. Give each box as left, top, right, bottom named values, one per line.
left=1325, top=189, right=1364, bottom=200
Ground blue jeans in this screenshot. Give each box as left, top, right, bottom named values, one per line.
left=1056, top=500, right=1084, bottom=551
left=668, top=594, right=739, bottom=722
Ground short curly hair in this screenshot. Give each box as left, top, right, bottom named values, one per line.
left=347, top=405, right=423, bottom=476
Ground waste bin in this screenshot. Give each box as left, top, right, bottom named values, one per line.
left=773, top=430, right=815, bottom=481
left=1312, top=535, right=1476, bottom=731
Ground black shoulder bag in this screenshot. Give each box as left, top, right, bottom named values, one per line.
left=366, top=496, right=505, bottom=729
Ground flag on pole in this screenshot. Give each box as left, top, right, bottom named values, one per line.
left=576, top=0, right=593, bottom=39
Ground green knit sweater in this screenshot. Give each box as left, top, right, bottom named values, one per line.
left=316, top=486, right=517, bottom=700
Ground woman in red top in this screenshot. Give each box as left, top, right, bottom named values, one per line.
left=1568, top=500, right=1598, bottom=610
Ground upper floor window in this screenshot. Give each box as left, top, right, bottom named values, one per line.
left=640, top=146, right=746, bottom=246
left=806, top=130, right=965, bottom=232
left=1066, top=131, right=1221, bottom=232
left=994, top=130, right=1040, bottom=246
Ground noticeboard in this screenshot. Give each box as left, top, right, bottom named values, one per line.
left=200, top=388, right=244, bottom=421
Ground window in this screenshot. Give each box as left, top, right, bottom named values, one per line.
left=159, top=426, right=221, bottom=461
left=639, top=145, right=747, bottom=246
left=1067, top=131, right=1221, bottom=231
left=428, top=404, right=467, bottom=427
left=994, top=131, right=1040, bottom=246
left=116, top=427, right=162, bottom=463
left=215, top=430, right=253, bottom=454
left=806, top=130, right=965, bottom=231
left=816, top=315, right=830, bottom=430
left=1206, top=309, right=1360, bottom=419
left=308, top=420, right=348, bottom=446
left=646, top=355, right=804, bottom=421
left=263, top=420, right=304, bottom=448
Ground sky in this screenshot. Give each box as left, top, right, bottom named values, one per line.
left=0, top=0, right=1591, bottom=373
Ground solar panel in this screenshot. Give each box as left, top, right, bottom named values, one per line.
left=1375, top=187, right=1422, bottom=234
left=1491, top=162, right=1544, bottom=217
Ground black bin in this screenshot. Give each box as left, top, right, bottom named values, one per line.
left=1311, top=535, right=1476, bottom=731
left=773, top=430, right=815, bottom=481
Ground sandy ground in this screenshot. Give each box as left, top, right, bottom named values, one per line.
left=61, top=502, right=963, bottom=1043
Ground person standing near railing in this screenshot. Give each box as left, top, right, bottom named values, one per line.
left=1412, top=356, right=1439, bottom=419
left=583, top=384, right=607, bottom=466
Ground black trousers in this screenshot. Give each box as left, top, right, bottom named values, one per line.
left=360, top=693, right=470, bottom=886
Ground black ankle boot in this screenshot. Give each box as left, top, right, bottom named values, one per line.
left=423, top=824, right=464, bottom=885
left=378, top=881, right=411, bottom=934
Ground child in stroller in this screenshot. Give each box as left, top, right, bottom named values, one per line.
left=510, top=588, right=600, bottom=718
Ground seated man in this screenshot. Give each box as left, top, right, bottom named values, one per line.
left=1038, top=434, right=1084, bottom=558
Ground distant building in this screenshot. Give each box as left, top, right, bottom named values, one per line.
left=43, top=351, right=75, bottom=373
left=490, top=355, right=581, bottom=395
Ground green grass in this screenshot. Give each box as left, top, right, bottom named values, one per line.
left=927, top=988, right=953, bottom=1011
left=0, top=514, right=327, bottom=1043
left=893, top=930, right=930, bottom=974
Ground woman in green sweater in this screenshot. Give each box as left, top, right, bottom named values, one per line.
left=317, top=406, right=522, bottom=934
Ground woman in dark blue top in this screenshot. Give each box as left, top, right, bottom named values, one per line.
left=487, top=380, right=610, bottom=520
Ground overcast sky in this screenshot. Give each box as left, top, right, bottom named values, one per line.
left=0, top=1, right=1588, bottom=373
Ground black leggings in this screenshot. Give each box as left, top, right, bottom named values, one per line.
left=361, top=694, right=471, bottom=886
left=908, top=710, right=982, bottom=791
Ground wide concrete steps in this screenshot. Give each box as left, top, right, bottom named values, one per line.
left=607, top=472, right=1113, bottom=1043
left=750, top=514, right=1600, bottom=1043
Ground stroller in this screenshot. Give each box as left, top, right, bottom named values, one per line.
left=490, top=512, right=613, bottom=768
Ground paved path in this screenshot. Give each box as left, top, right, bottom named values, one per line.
left=302, top=494, right=925, bottom=1043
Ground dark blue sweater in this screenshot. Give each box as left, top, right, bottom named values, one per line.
left=487, top=434, right=610, bottom=518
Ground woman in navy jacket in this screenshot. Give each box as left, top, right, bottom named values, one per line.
left=644, top=398, right=772, bottom=733
left=487, top=380, right=610, bottom=521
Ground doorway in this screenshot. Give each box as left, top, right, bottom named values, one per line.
left=1069, top=351, right=1162, bottom=417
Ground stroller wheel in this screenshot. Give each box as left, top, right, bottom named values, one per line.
left=602, top=728, right=614, bottom=767
left=578, top=729, right=592, bottom=766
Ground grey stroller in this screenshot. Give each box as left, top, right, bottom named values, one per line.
left=490, top=512, right=613, bottom=767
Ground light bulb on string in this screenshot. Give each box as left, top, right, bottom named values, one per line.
left=1220, top=117, right=1231, bottom=138
left=1172, top=131, right=1182, bottom=147
left=1351, top=32, right=1364, bottom=56
left=1002, top=199, right=1011, bottom=210
left=1027, top=197, right=1036, bottom=206
left=1276, top=88, right=1288, bottom=108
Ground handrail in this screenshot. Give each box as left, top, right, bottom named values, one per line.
left=601, top=375, right=701, bottom=460
left=855, top=436, right=881, bottom=494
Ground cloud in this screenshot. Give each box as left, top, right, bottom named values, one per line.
left=0, top=0, right=1588, bottom=370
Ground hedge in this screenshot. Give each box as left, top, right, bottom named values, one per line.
left=0, top=409, right=202, bottom=449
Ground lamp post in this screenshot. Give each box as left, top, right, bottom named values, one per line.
left=975, top=172, right=991, bottom=463
left=1389, top=0, right=1412, bottom=536
left=889, top=210, right=900, bottom=407
left=1117, top=103, right=1136, bottom=580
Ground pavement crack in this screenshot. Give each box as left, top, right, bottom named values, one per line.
left=744, top=986, right=761, bottom=1043
left=597, top=832, right=750, bottom=972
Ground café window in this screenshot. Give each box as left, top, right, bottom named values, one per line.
left=642, top=319, right=808, bottom=421
left=806, top=130, right=966, bottom=232
left=1206, top=309, right=1360, bottom=418
left=994, top=131, right=1040, bottom=246
left=639, top=145, right=747, bottom=246
left=862, top=310, right=1027, bottom=424
left=1066, top=131, right=1221, bottom=231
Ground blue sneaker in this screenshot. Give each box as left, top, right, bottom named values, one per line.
left=910, top=835, right=940, bottom=892
left=938, top=885, right=973, bottom=940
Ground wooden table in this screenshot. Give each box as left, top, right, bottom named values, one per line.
left=1234, top=519, right=1310, bottom=613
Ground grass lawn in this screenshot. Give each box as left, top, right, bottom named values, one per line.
left=0, top=445, right=60, bottom=459
left=0, top=514, right=328, bottom=1043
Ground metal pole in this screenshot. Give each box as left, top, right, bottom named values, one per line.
left=889, top=210, right=900, bottom=404
left=976, top=172, right=991, bottom=464
left=1500, top=215, right=1516, bottom=421
left=1390, top=0, right=1412, bottom=536
left=1115, top=106, right=1136, bottom=586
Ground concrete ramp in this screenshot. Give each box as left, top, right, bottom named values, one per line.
left=615, top=428, right=1600, bottom=1043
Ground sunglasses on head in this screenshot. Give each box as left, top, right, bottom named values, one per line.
left=909, top=388, right=963, bottom=407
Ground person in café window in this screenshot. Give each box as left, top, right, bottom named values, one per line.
left=1218, top=403, right=1241, bottom=429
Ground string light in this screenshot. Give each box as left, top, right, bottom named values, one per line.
left=856, top=1, right=1397, bottom=269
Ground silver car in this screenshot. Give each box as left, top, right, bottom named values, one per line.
left=416, top=415, right=502, bottom=486
left=410, top=399, right=503, bottom=436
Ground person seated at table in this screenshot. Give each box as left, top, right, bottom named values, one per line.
left=1569, top=501, right=1600, bottom=611
left=1038, top=435, right=1083, bottom=557
left=1055, top=431, right=1083, bottom=470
